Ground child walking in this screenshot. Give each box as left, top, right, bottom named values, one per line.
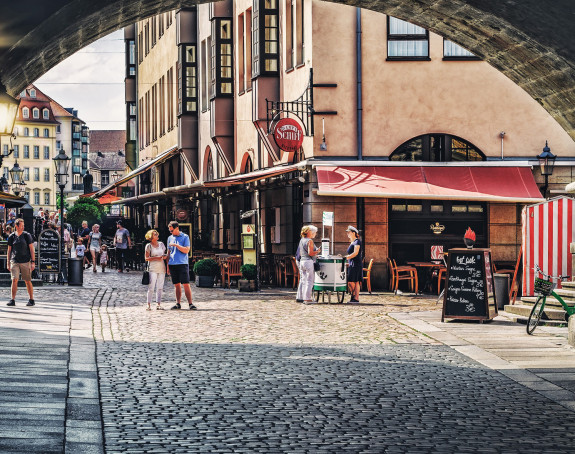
left=100, top=244, right=108, bottom=272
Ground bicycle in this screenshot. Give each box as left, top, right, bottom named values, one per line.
left=527, top=265, right=575, bottom=335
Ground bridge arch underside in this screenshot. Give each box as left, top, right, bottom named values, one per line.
left=1, top=0, right=574, bottom=140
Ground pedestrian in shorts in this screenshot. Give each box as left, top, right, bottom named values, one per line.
left=6, top=218, right=36, bottom=307
left=167, top=221, right=196, bottom=310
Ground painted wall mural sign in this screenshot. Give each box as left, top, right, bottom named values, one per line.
left=273, top=118, right=304, bottom=152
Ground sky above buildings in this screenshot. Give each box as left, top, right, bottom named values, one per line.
left=35, top=30, right=125, bottom=131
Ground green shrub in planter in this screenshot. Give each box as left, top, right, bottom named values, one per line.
left=193, top=258, right=219, bottom=276
left=240, top=264, right=257, bottom=280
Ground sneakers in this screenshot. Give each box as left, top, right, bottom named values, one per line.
left=170, top=303, right=181, bottom=310
left=349, top=299, right=359, bottom=303
left=296, top=299, right=303, bottom=303
left=189, top=304, right=197, bottom=310
left=26, top=299, right=35, bottom=307
left=7, top=299, right=15, bottom=306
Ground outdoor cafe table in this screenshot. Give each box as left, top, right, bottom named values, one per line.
left=407, top=261, right=446, bottom=294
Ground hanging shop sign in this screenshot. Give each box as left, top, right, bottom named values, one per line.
left=176, top=209, right=188, bottom=221
left=430, top=222, right=445, bottom=234
left=273, top=118, right=304, bottom=152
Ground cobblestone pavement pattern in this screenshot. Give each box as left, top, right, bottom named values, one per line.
left=88, top=271, right=575, bottom=453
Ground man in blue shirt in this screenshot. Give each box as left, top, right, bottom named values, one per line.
left=167, top=220, right=196, bottom=310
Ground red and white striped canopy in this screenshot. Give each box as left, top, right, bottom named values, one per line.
left=522, top=196, right=575, bottom=296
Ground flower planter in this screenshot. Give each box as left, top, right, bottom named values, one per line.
left=238, top=279, right=256, bottom=292
left=195, top=275, right=215, bottom=288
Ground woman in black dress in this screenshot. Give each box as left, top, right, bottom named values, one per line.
left=345, top=225, right=362, bottom=303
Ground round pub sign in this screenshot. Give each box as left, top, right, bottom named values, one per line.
left=273, top=118, right=304, bottom=152
left=176, top=209, right=188, bottom=221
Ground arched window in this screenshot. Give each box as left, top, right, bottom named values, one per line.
left=390, top=134, right=485, bottom=162
left=43, top=108, right=49, bottom=119
left=32, top=108, right=39, bottom=119
left=29, top=89, right=36, bottom=98
left=243, top=157, right=253, bottom=174
left=43, top=128, right=49, bottom=137
left=22, top=107, right=29, bottom=119
left=24, top=127, right=29, bottom=136
left=206, top=148, right=214, bottom=182
left=33, top=128, right=39, bottom=137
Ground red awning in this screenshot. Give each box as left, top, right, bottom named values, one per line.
left=315, top=165, right=544, bottom=203
left=203, top=164, right=300, bottom=188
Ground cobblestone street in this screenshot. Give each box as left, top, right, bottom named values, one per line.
left=85, top=270, right=575, bottom=453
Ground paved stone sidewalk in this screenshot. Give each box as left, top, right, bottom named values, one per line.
left=0, top=288, right=103, bottom=454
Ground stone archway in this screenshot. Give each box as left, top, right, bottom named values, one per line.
left=0, top=0, right=574, bottom=138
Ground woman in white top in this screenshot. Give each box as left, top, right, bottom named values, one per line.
left=87, top=224, right=102, bottom=272
left=144, top=229, right=168, bottom=310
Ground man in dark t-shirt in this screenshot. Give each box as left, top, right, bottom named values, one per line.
left=6, top=218, right=35, bottom=307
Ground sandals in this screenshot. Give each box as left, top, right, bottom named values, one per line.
left=156, top=305, right=164, bottom=310
left=146, top=305, right=152, bottom=311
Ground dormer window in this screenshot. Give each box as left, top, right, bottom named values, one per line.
left=43, top=108, right=49, bottom=119
left=30, top=89, right=36, bottom=98
left=22, top=107, right=29, bottom=119
left=32, top=108, right=40, bottom=119
left=20, top=90, right=26, bottom=98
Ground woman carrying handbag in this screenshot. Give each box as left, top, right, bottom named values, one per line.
left=144, top=229, right=168, bottom=310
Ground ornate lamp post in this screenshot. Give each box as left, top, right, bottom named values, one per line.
left=9, top=161, right=24, bottom=196
left=537, top=141, right=557, bottom=199
left=53, top=149, right=70, bottom=282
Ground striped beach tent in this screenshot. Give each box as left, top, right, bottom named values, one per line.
left=522, top=196, right=575, bottom=296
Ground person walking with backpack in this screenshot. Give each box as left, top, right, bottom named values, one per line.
left=6, top=218, right=36, bottom=307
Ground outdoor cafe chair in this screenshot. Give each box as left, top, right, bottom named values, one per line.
left=387, top=258, right=418, bottom=293
left=363, top=258, right=374, bottom=294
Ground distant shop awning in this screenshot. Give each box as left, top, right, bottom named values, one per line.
left=110, top=191, right=168, bottom=205
left=94, top=146, right=180, bottom=197
left=97, top=193, right=121, bottom=205
left=0, top=191, right=27, bottom=207
left=315, top=165, right=544, bottom=203
left=203, top=163, right=301, bottom=188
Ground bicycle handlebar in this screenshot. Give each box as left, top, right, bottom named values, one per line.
left=534, top=264, right=570, bottom=281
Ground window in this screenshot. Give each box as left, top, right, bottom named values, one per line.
left=127, top=39, right=136, bottom=76
left=178, top=45, right=198, bottom=113
left=206, top=37, right=212, bottom=105
left=43, top=108, right=49, bottom=119
left=2, top=144, right=7, bottom=156
left=286, top=1, right=294, bottom=69
left=34, top=192, right=40, bottom=205
left=24, top=191, right=29, bottom=202
left=390, top=134, right=485, bottom=162
left=23, top=145, right=29, bottom=159
left=387, top=16, right=429, bottom=60
left=43, top=128, right=49, bottom=137
left=44, top=168, right=50, bottom=182
left=56, top=140, right=61, bottom=149
left=238, top=13, right=245, bottom=92
left=44, top=146, right=50, bottom=159
left=101, top=171, right=109, bottom=186
left=252, top=0, right=279, bottom=76
left=33, top=127, right=39, bottom=137
left=443, top=39, right=477, bottom=59
left=74, top=174, right=82, bottom=186
left=22, top=107, right=29, bottom=119
left=20, top=90, right=26, bottom=98
left=210, top=19, right=233, bottom=98
left=24, top=127, right=29, bottom=136
left=13, top=145, right=19, bottom=158
left=201, top=40, right=208, bottom=110
left=30, top=89, right=36, bottom=98
left=44, top=192, right=50, bottom=205
left=3, top=167, right=8, bottom=179
left=32, top=108, right=39, bottom=119
left=246, top=9, right=252, bottom=89
left=56, top=125, right=61, bottom=133
left=33, top=146, right=39, bottom=159
left=23, top=167, right=29, bottom=181
left=296, top=0, right=304, bottom=65
left=34, top=168, right=40, bottom=181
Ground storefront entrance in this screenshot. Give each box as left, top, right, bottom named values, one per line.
left=389, top=199, right=487, bottom=265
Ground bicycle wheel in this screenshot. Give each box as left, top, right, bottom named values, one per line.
left=526, top=296, right=545, bottom=335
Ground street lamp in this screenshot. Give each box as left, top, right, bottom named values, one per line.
left=0, top=86, right=18, bottom=137
left=53, top=149, right=70, bottom=282
left=537, top=140, right=556, bottom=198
left=9, top=161, right=24, bottom=195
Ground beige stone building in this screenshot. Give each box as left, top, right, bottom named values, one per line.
left=98, top=2, right=575, bottom=289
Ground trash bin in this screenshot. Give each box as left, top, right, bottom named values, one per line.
left=68, top=257, right=84, bottom=286
left=494, top=273, right=510, bottom=310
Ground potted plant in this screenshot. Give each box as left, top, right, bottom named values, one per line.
left=193, top=258, right=219, bottom=288
left=239, top=264, right=257, bottom=292
left=464, top=227, right=476, bottom=249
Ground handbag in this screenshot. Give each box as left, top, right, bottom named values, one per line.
left=141, top=270, right=150, bottom=285
left=314, top=261, right=321, bottom=272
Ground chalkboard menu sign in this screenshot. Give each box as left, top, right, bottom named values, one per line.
left=38, top=229, right=61, bottom=274
left=442, top=248, right=497, bottom=322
